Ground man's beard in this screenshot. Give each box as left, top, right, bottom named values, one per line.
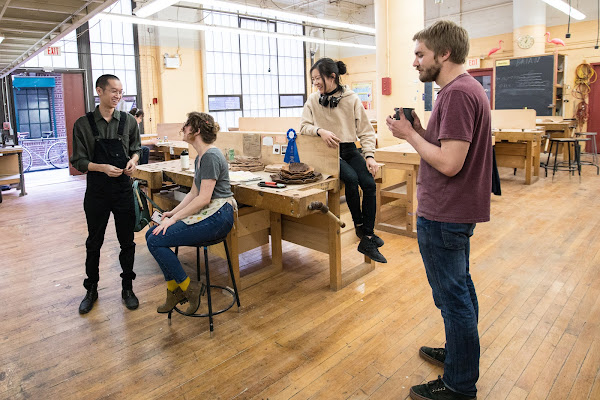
left=418, top=61, right=442, bottom=82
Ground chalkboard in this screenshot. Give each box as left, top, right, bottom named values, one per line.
left=494, top=55, right=554, bottom=116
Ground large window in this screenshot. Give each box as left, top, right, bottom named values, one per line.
left=16, top=89, right=54, bottom=139
left=89, top=0, right=137, bottom=99
left=204, top=11, right=306, bottom=131
left=23, top=31, right=79, bottom=69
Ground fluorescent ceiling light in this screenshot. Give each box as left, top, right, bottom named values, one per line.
left=134, top=0, right=375, bottom=35
left=135, top=0, right=179, bottom=18
left=541, top=0, right=586, bottom=20
left=104, top=13, right=375, bottom=49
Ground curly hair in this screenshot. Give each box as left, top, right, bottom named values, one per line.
left=183, top=112, right=220, bottom=144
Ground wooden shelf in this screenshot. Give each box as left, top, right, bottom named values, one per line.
left=0, top=174, right=21, bottom=185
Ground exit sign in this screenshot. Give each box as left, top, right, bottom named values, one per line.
left=466, top=57, right=480, bottom=69
left=46, top=47, right=61, bottom=56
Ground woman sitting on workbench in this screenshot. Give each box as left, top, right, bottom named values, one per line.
left=145, top=112, right=235, bottom=314
left=300, top=57, right=386, bottom=263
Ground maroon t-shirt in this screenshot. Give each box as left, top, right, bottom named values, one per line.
left=417, top=73, right=492, bottom=223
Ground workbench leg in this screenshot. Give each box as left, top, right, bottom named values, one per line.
left=18, top=152, right=27, bottom=196
left=525, top=141, right=533, bottom=185
left=270, top=212, right=283, bottom=275
left=406, top=168, right=417, bottom=235
left=533, top=138, right=541, bottom=177
left=328, top=190, right=342, bottom=291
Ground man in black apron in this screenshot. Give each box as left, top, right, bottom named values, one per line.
left=70, top=74, right=141, bottom=314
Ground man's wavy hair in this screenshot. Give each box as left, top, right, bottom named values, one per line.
left=413, top=20, right=470, bottom=65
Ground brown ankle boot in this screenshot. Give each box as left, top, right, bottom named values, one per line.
left=157, top=287, right=186, bottom=313
left=182, top=281, right=203, bottom=314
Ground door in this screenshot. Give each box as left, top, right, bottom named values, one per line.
left=468, top=68, right=493, bottom=108
left=586, top=64, right=600, bottom=153
left=63, top=73, right=86, bottom=176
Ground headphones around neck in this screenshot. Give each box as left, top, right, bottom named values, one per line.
left=319, top=86, right=342, bottom=108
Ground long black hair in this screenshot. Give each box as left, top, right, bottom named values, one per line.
left=311, top=58, right=347, bottom=91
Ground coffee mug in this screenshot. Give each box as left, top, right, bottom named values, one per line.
left=394, top=107, right=415, bottom=126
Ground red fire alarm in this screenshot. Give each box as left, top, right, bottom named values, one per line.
left=152, top=98, right=158, bottom=104
left=382, top=77, right=392, bottom=95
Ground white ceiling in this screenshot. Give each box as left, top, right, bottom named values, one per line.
left=1, top=0, right=598, bottom=77
left=0, top=0, right=119, bottom=78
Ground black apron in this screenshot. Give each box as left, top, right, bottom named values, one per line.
left=86, top=111, right=130, bottom=189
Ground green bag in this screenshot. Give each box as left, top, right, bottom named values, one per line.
left=133, top=180, right=164, bottom=232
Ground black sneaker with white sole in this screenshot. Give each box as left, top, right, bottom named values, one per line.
left=410, top=376, right=476, bottom=400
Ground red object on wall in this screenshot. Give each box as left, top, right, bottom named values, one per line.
left=153, top=98, right=158, bottom=104
left=382, top=77, right=392, bottom=95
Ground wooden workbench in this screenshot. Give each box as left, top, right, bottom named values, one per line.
left=493, top=129, right=542, bottom=185
left=0, top=146, right=27, bottom=198
left=536, top=120, right=576, bottom=156
left=374, top=143, right=420, bottom=237
left=155, top=140, right=188, bottom=161
left=134, top=132, right=376, bottom=291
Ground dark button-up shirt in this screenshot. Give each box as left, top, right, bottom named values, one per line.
left=70, top=106, right=141, bottom=173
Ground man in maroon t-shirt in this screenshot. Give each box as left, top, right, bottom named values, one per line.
left=386, top=20, right=492, bottom=400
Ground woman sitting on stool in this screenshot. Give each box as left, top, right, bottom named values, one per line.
left=146, top=112, right=235, bottom=314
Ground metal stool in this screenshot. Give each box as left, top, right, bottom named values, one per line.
left=575, top=132, right=599, bottom=175
left=170, top=237, right=240, bottom=336
left=542, top=137, right=586, bottom=181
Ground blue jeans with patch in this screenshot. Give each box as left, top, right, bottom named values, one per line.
left=417, top=216, right=479, bottom=397
left=145, top=203, right=234, bottom=283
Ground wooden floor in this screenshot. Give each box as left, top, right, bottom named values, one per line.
left=1, top=164, right=600, bottom=400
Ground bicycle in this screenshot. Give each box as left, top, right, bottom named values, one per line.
left=18, top=132, right=69, bottom=172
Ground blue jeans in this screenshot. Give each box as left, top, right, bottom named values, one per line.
left=417, top=216, right=479, bottom=397
left=145, top=203, right=234, bottom=283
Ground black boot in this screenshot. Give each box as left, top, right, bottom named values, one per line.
left=122, top=289, right=139, bottom=310
left=79, top=284, right=98, bottom=314
left=357, top=236, right=387, bottom=263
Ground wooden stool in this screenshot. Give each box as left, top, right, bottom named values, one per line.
left=542, top=137, right=586, bottom=181
left=170, top=237, right=240, bottom=336
left=575, top=132, right=599, bottom=175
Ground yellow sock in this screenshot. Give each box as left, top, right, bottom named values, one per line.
left=167, top=280, right=178, bottom=292
left=179, top=277, right=190, bottom=292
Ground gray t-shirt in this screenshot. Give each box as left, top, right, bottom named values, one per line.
left=194, top=148, right=233, bottom=199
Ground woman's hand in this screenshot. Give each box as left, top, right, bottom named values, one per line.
left=319, top=129, right=341, bottom=148
left=152, top=217, right=176, bottom=236
left=366, top=157, right=379, bottom=177
left=162, top=211, right=175, bottom=219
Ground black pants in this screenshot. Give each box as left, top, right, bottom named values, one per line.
left=339, top=142, right=377, bottom=236
left=83, top=177, right=136, bottom=290
left=140, top=146, right=150, bottom=165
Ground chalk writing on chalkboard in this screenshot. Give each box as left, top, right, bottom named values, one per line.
left=494, top=55, right=554, bottom=116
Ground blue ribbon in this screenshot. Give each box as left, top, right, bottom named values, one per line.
left=284, top=128, right=300, bottom=163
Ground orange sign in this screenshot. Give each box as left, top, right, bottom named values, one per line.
left=46, top=47, right=61, bottom=56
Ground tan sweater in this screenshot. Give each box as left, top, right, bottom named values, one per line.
left=300, top=88, right=376, bottom=158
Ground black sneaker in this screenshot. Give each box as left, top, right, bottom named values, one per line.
left=420, top=346, right=446, bottom=367
left=410, top=376, right=476, bottom=400
left=78, top=285, right=98, bottom=314
left=355, top=225, right=384, bottom=247
left=357, top=236, right=387, bottom=263
left=371, top=233, right=384, bottom=247
left=122, top=289, right=139, bottom=310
